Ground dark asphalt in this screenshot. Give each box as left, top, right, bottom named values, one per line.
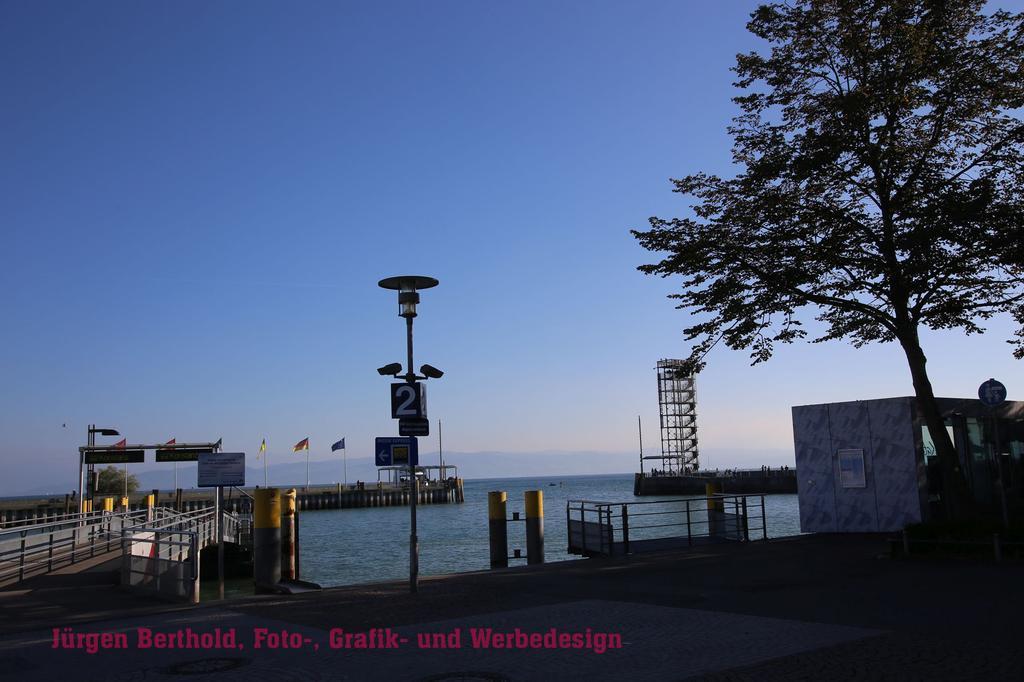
left=1, top=534, right=1021, bottom=680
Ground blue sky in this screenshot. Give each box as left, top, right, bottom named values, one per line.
left=2, top=1, right=1021, bottom=493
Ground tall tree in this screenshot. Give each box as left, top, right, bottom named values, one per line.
left=633, top=0, right=1024, bottom=517
left=96, top=465, right=139, bottom=495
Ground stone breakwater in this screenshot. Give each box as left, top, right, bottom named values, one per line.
left=0, top=479, right=465, bottom=526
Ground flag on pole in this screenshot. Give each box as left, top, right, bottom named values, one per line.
left=331, top=438, right=345, bottom=452
left=293, top=437, right=309, bottom=452
left=257, top=438, right=266, bottom=459
left=114, top=438, right=126, bottom=448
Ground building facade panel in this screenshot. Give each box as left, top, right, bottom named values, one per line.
left=827, top=401, right=880, bottom=532
left=866, top=398, right=922, bottom=531
left=792, top=404, right=837, bottom=533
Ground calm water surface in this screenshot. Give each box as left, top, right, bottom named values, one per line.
left=298, top=474, right=801, bottom=588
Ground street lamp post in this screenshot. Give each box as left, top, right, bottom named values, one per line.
left=378, top=275, right=440, bottom=594
left=80, top=425, right=119, bottom=513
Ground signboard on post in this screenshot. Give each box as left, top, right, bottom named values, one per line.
left=197, top=452, right=245, bottom=488
left=375, top=437, right=419, bottom=467
left=155, top=448, right=212, bottom=462
left=978, top=378, right=1007, bottom=408
left=399, top=417, right=429, bottom=437
left=391, top=383, right=427, bottom=419
left=84, top=450, right=145, bottom=464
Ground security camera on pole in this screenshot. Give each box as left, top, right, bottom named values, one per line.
left=377, top=275, right=443, bottom=594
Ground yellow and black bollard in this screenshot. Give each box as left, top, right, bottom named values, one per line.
left=706, top=482, right=722, bottom=537
left=281, top=488, right=297, bottom=581
left=488, top=491, right=508, bottom=568
left=254, top=488, right=281, bottom=592
left=525, top=490, right=544, bottom=564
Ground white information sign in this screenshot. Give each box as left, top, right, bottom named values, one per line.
left=837, top=449, right=866, bottom=489
left=197, top=451, right=246, bottom=488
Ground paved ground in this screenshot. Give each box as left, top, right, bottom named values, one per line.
left=1, top=534, right=1021, bottom=681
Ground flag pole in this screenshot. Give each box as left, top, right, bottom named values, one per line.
left=264, top=442, right=268, bottom=488
left=343, top=442, right=348, bottom=487
left=306, top=442, right=310, bottom=490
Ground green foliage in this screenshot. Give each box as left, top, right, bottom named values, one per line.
left=633, top=0, right=1024, bottom=372
left=96, top=465, right=139, bottom=495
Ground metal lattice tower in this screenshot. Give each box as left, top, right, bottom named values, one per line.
left=656, top=359, right=699, bottom=474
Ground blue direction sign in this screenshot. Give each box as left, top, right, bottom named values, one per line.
left=978, top=378, right=1007, bottom=407
left=374, top=437, right=419, bottom=467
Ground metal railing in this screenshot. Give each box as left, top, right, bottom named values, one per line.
left=1, top=508, right=95, bottom=530
left=121, top=524, right=202, bottom=603
left=2, top=502, right=253, bottom=601
left=120, top=506, right=250, bottom=603
left=0, top=509, right=148, bottom=585
left=567, top=494, right=767, bottom=557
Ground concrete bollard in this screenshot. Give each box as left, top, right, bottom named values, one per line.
left=254, top=488, right=282, bottom=592
left=525, top=490, right=544, bottom=564
left=488, top=491, right=508, bottom=568
left=281, top=489, right=297, bottom=581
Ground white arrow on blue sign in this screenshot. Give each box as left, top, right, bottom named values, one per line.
left=374, top=437, right=418, bottom=467
left=978, top=378, right=1007, bottom=407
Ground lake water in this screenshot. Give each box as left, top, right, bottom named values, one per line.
left=298, top=474, right=801, bottom=588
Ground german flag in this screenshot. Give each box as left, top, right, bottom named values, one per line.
left=293, top=437, right=309, bottom=452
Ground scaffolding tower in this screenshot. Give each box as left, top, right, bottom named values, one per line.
left=651, top=359, right=699, bottom=474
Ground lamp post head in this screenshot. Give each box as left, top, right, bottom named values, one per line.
left=377, top=362, right=404, bottom=376
left=420, top=364, right=444, bottom=379
left=378, top=276, right=439, bottom=318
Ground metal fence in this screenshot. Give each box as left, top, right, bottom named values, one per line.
left=0, top=509, right=148, bottom=585
left=2, top=503, right=253, bottom=601
left=120, top=507, right=250, bottom=603
left=121, top=520, right=205, bottom=603
left=567, top=494, right=767, bottom=557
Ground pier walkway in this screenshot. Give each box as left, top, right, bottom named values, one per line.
left=1, top=507, right=250, bottom=601
left=0, top=509, right=147, bottom=587
left=0, top=533, right=1020, bottom=680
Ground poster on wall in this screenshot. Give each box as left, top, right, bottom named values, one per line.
left=837, top=449, right=867, bottom=488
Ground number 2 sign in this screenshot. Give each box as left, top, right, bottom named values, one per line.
left=391, top=383, right=427, bottom=419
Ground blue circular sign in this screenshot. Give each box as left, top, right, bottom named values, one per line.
left=978, top=378, right=1007, bottom=407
